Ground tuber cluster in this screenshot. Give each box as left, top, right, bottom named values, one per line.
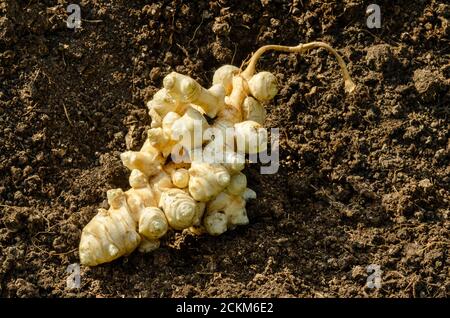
left=79, top=41, right=355, bottom=266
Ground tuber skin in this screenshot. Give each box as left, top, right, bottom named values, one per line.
left=213, top=65, right=239, bottom=95
left=247, top=71, right=279, bottom=102
left=79, top=41, right=355, bottom=266
left=163, top=72, right=225, bottom=118
left=159, top=188, right=203, bottom=230
left=79, top=189, right=141, bottom=266
left=234, top=120, right=268, bottom=154
left=188, top=161, right=231, bottom=202
left=147, top=112, right=181, bottom=157
left=242, top=96, right=266, bottom=125
left=164, top=162, right=191, bottom=189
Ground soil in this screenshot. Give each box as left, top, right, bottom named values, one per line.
left=1, top=0, right=449, bottom=298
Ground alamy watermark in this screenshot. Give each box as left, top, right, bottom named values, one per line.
left=366, top=4, right=381, bottom=29
left=67, top=4, right=81, bottom=29
left=366, top=264, right=382, bottom=289
left=66, top=263, right=81, bottom=289
left=168, top=120, right=280, bottom=174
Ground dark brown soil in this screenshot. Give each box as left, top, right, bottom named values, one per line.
left=1, top=0, right=449, bottom=298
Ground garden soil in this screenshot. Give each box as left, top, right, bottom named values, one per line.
left=0, top=0, right=449, bottom=297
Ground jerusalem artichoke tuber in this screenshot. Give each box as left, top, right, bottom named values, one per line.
left=79, top=189, right=141, bottom=266
left=159, top=188, right=204, bottom=230
left=188, top=161, right=231, bottom=202
left=79, top=41, right=355, bottom=266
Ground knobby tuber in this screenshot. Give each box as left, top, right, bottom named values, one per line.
left=79, top=41, right=355, bottom=266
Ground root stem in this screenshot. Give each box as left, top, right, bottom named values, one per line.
left=241, top=41, right=356, bottom=93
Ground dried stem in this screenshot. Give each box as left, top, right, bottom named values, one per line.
left=241, top=41, right=356, bottom=93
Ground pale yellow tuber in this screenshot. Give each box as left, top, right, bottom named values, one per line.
left=138, top=207, right=168, bottom=240
left=171, top=106, right=209, bottom=153
left=242, top=96, right=266, bottom=125
left=163, top=162, right=190, bottom=189
left=213, top=65, right=239, bottom=95
left=79, top=189, right=141, bottom=266
left=147, top=88, right=188, bottom=128
left=202, top=141, right=245, bottom=174
left=120, top=148, right=162, bottom=177
left=171, top=169, right=190, bottom=188
left=204, top=192, right=248, bottom=236
left=247, top=71, right=278, bottom=102
left=128, top=169, right=157, bottom=208
left=124, top=184, right=168, bottom=242
left=226, top=172, right=247, bottom=196
left=79, top=40, right=356, bottom=266
left=147, top=88, right=176, bottom=116
left=147, top=112, right=181, bottom=157
left=149, top=170, right=173, bottom=203
left=159, top=188, right=204, bottom=230
left=203, top=212, right=228, bottom=236
left=188, top=161, right=231, bottom=202
left=163, top=72, right=225, bottom=118
left=235, top=120, right=268, bottom=154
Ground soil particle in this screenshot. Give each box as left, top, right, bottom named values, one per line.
left=413, top=68, right=448, bottom=102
